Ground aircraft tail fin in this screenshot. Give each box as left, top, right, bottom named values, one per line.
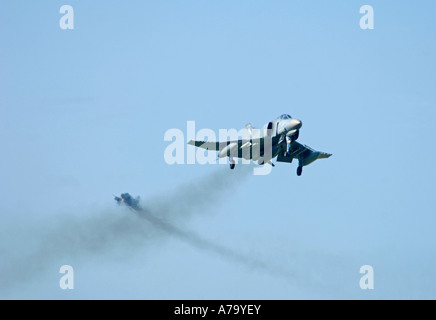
left=245, top=123, right=254, bottom=138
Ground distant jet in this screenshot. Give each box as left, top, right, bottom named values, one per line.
left=114, top=193, right=141, bottom=211
left=188, top=114, right=331, bottom=176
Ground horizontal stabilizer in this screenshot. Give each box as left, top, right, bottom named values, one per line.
left=317, top=152, right=332, bottom=159
left=276, top=141, right=332, bottom=166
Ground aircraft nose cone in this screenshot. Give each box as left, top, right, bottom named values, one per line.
left=295, top=119, right=302, bottom=129
left=288, top=119, right=302, bottom=130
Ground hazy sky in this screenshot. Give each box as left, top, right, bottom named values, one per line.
left=0, top=1, right=435, bottom=299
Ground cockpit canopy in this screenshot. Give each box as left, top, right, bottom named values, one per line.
left=279, top=114, right=292, bottom=119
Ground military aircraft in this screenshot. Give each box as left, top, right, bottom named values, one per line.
left=114, top=193, right=141, bottom=210
left=188, top=114, right=331, bottom=176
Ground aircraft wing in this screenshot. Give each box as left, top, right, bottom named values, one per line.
left=188, top=124, right=267, bottom=152
left=188, top=140, right=242, bottom=151
left=276, top=142, right=332, bottom=163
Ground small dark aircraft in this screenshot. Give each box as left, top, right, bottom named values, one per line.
left=114, top=193, right=141, bottom=211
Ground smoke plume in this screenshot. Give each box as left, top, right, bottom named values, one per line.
left=0, top=166, right=291, bottom=296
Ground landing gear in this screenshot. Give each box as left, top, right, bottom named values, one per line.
left=297, top=166, right=303, bottom=176
left=284, top=136, right=292, bottom=158
left=229, top=159, right=235, bottom=170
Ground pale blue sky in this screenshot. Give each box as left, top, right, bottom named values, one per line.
left=0, top=1, right=435, bottom=299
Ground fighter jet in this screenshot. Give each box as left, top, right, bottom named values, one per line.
left=114, top=193, right=141, bottom=211
left=188, top=114, right=331, bottom=176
